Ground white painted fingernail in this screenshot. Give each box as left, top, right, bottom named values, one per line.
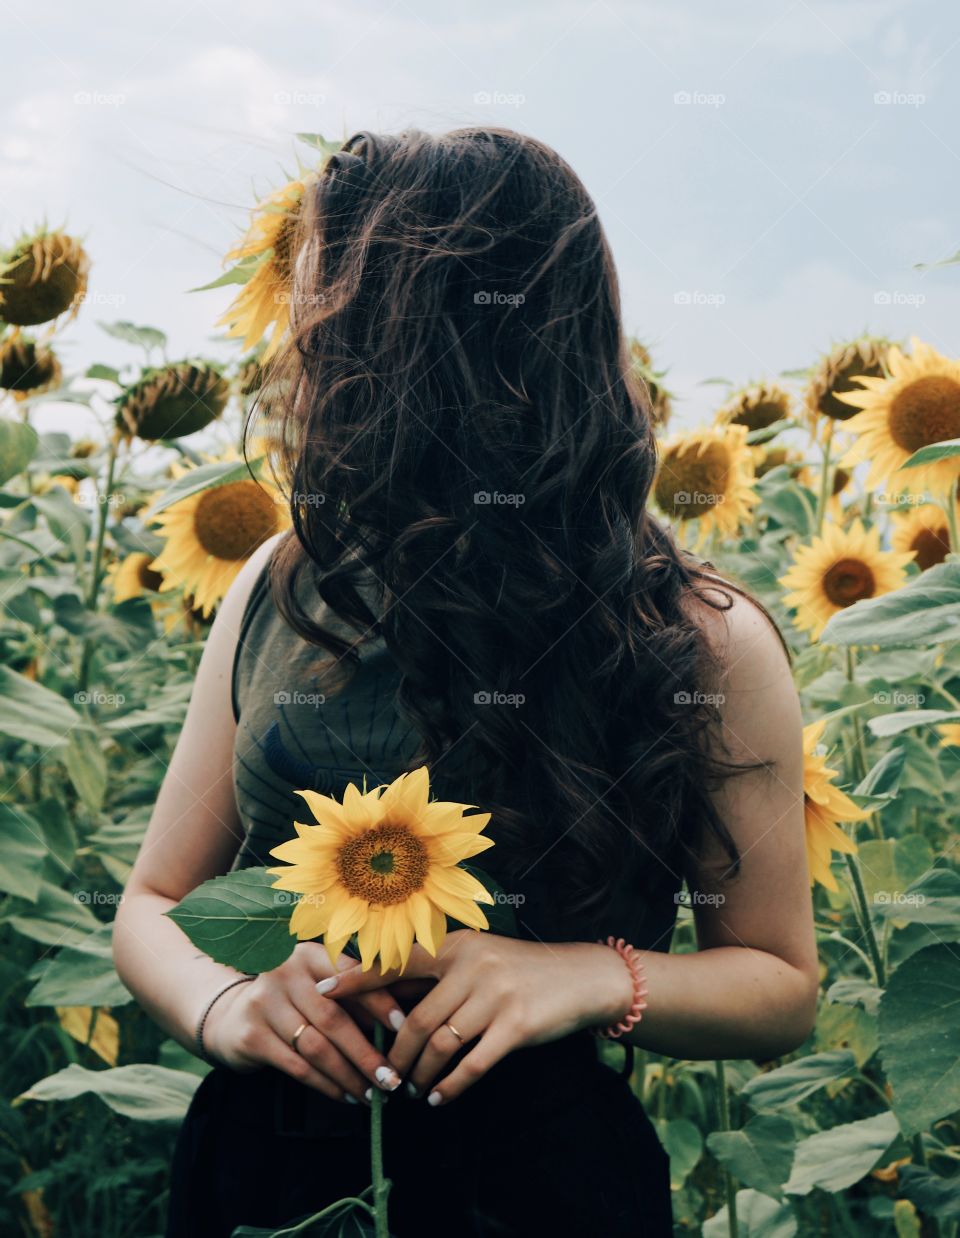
left=406, top=1081, right=419, bottom=1098
left=344, top=1094, right=358, bottom=1105
left=376, top=1065, right=401, bottom=1090
left=388, top=1009, right=406, bottom=1031
left=364, top=1087, right=375, bottom=1103
left=427, top=1090, right=442, bottom=1107
left=316, top=977, right=338, bottom=994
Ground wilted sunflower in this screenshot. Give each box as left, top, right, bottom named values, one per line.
left=217, top=175, right=314, bottom=362
left=269, top=767, right=495, bottom=972
left=627, top=338, right=673, bottom=429
left=890, top=504, right=952, bottom=571
left=715, top=381, right=793, bottom=432
left=654, top=424, right=757, bottom=545
left=0, top=334, right=61, bottom=400
left=802, top=719, right=866, bottom=890
left=804, top=336, right=892, bottom=425
left=779, top=520, right=913, bottom=640
left=149, top=477, right=290, bottom=617
left=108, top=552, right=165, bottom=604
left=836, top=338, right=960, bottom=494
left=0, top=229, right=89, bottom=327
left=116, top=362, right=229, bottom=441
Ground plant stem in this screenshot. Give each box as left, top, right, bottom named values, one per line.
left=370, top=1023, right=391, bottom=1238
left=843, top=853, right=885, bottom=987
left=946, top=478, right=960, bottom=557
left=814, top=419, right=835, bottom=535
left=715, top=1060, right=738, bottom=1238
left=86, top=427, right=122, bottom=609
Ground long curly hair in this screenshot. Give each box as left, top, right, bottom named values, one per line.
left=256, top=127, right=773, bottom=916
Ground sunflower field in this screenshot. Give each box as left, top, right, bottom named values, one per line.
left=2, top=143, right=960, bottom=1238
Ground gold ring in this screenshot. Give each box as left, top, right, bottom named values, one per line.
left=291, top=1022, right=308, bottom=1052
left=444, top=1021, right=464, bottom=1045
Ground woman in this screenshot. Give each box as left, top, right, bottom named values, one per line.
left=114, top=128, right=818, bottom=1238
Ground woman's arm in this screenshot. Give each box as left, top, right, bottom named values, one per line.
left=113, top=535, right=405, bottom=1102
left=326, top=591, right=819, bottom=1102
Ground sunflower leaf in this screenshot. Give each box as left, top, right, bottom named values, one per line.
left=821, top=561, right=960, bottom=648
left=901, top=438, right=960, bottom=468
left=456, top=864, right=519, bottom=937
left=166, top=868, right=294, bottom=973
left=144, top=455, right=267, bottom=518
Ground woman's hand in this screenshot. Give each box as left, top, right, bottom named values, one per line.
left=202, top=942, right=406, bottom=1103
left=325, top=931, right=634, bottom=1105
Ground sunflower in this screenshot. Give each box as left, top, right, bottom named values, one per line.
left=217, top=175, right=313, bottom=362
left=0, top=334, right=61, bottom=400
left=715, top=381, right=793, bottom=432
left=753, top=444, right=808, bottom=483
left=779, top=520, right=913, bottom=640
left=890, top=504, right=952, bottom=571
left=939, top=724, right=960, bottom=748
left=654, top=424, right=757, bottom=545
left=803, top=719, right=867, bottom=891
left=0, top=229, right=90, bottom=327
left=627, top=338, right=673, bottom=429
left=268, top=767, right=495, bottom=972
left=149, top=477, right=290, bottom=617
left=108, top=552, right=164, bottom=604
left=116, top=362, right=229, bottom=441
left=836, top=338, right=960, bottom=494
left=804, top=336, right=892, bottom=425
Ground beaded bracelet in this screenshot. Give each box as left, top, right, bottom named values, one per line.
left=195, top=975, right=256, bottom=1065
left=594, top=936, right=649, bottom=1039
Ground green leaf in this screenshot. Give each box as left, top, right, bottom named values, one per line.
left=27, top=925, right=131, bottom=1008
left=784, top=1112, right=899, bottom=1195
left=854, top=747, right=905, bottom=799
left=758, top=483, right=816, bottom=537
left=707, top=1114, right=796, bottom=1200
left=857, top=834, right=933, bottom=905
left=902, top=438, right=960, bottom=468
left=740, top=1050, right=856, bottom=1110
left=915, top=247, right=960, bottom=271
left=27, top=487, right=90, bottom=563
left=459, top=864, right=518, bottom=937
left=0, top=416, right=39, bottom=484
left=879, top=943, right=960, bottom=1135
left=0, top=804, right=47, bottom=901
left=826, top=978, right=883, bottom=1018
left=872, top=868, right=960, bottom=931
left=166, top=868, right=295, bottom=973
left=821, top=561, right=960, bottom=648
left=656, top=1117, right=703, bottom=1189
left=17, top=1063, right=199, bottom=1121
left=869, top=709, right=960, bottom=738
left=61, top=726, right=107, bottom=813
left=0, top=666, right=79, bottom=749
left=703, top=1190, right=797, bottom=1238
left=295, top=133, right=343, bottom=156
left=85, top=363, right=121, bottom=384
left=145, top=456, right=265, bottom=518
left=189, top=252, right=269, bottom=293
left=232, top=1201, right=376, bottom=1236
left=6, top=880, right=100, bottom=946
left=97, top=320, right=167, bottom=352
left=899, top=1165, right=960, bottom=1221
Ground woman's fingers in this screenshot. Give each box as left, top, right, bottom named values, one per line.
left=421, top=1023, right=514, bottom=1106
left=262, top=1032, right=346, bottom=1102
left=292, top=977, right=402, bottom=1093
left=299, top=942, right=407, bottom=1030
left=355, top=989, right=407, bottom=1034
left=386, top=973, right=475, bottom=1078
left=287, top=1020, right=369, bottom=1100
left=405, top=1000, right=483, bottom=1097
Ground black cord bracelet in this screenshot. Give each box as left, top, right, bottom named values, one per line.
left=195, top=976, right=256, bottom=1066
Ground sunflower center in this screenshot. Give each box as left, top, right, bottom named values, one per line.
left=733, top=400, right=785, bottom=431
left=138, top=560, right=164, bottom=593
left=822, top=557, right=876, bottom=608
left=911, top=525, right=950, bottom=571
left=336, top=824, right=430, bottom=905
left=193, top=481, right=281, bottom=560
left=655, top=442, right=729, bottom=519
left=823, top=359, right=884, bottom=421
left=887, top=376, right=960, bottom=453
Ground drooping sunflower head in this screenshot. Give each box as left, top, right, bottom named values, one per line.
left=804, top=336, right=892, bottom=425
left=890, top=503, right=952, bottom=571
left=0, top=334, right=62, bottom=400
left=752, top=444, right=808, bottom=482
left=269, top=766, right=495, bottom=972
left=779, top=519, right=914, bottom=640
left=802, top=719, right=866, bottom=890
left=108, top=551, right=165, bottom=604
left=216, top=175, right=316, bottom=362
left=654, top=424, right=757, bottom=545
left=0, top=229, right=90, bottom=328
left=836, top=338, right=960, bottom=494
left=116, top=362, right=230, bottom=441
left=234, top=349, right=265, bottom=398
left=149, top=476, right=291, bottom=617
left=627, top=338, right=673, bottom=429
left=715, top=381, right=793, bottom=432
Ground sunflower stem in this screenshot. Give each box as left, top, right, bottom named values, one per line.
left=370, top=1023, right=392, bottom=1238
left=945, top=477, right=960, bottom=557
left=714, top=1060, right=738, bottom=1238
left=79, top=427, right=122, bottom=691
left=843, top=853, right=885, bottom=987
left=814, top=419, right=835, bottom=535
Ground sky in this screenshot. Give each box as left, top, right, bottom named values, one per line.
left=2, top=0, right=958, bottom=439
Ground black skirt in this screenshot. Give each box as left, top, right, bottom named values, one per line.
left=166, top=1034, right=672, bottom=1238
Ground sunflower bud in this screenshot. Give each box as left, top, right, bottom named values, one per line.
left=0, top=231, right=90, bottom=327
left=0, top=334, right=62, bottom=400
left=115, top=362, right=229, bottom=441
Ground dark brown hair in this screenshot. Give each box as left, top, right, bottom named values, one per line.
left=255, top=127, right=771, bottom=914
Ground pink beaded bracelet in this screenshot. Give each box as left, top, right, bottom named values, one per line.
left=594, top=935, right=649, bottom=1039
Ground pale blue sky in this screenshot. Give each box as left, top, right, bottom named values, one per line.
left=2, top=0, right=958, bottom=437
